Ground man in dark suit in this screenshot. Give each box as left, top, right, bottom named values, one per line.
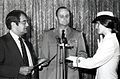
left=0, top=10, right=38, bottom=79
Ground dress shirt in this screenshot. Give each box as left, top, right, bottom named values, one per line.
left=10, top=30, right=33, bottom=66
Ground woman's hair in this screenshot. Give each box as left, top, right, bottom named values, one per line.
left=99, top=18, right=119, bottom=33
left=99, top=18, right=120, bottom=44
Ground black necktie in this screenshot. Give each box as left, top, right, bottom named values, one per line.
left=61, top=30, right=67, bottom=44
left=62, top=30, right=65, bottom=40
left=19, top=37, right=29, bottom=66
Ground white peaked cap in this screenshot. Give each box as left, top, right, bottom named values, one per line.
left=92, top=11, right=118, bottom=23
left=97, top=11, right=114, bottom=17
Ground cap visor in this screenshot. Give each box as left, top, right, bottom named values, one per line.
left=92, top=15, right=119, bottom=23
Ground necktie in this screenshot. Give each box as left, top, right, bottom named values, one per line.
left=19, top=37, right=29, bottom=66
left=61, top=30, right=67, bottom=44
left=61, top=30, right=65, bottom=40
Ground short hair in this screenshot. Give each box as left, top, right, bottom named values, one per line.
left=5, top=10, right=28, bottom=30
left=56, top=6, right=71, bottom=17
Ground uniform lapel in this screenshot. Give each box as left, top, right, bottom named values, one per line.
left=65, top=27, right=73, bottom=41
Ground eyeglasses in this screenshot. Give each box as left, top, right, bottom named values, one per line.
left=19, top=20, right=29, bottom=25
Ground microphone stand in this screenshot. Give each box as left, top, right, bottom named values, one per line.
left=61, top=43, right=67, bottom=79
left=60, top=30, right=68, bottom=79
left=56, top=30, right=73, bottom=79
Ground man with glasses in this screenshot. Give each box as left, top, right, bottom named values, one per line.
left=0, top=10, right=38, bottom=79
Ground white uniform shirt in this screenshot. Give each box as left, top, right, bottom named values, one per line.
left=74, top=33, right=120, bottom=79
left=10, top=30, right=33, bottom=66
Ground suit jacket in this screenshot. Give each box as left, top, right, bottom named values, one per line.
left=0, top=32, right=38, bottom=79
left=39, top=27, right=87, bottom=79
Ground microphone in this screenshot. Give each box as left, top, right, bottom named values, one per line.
left=55, top=35, right=61, bottom=44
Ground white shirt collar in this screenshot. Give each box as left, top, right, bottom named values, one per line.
left=10, top=30, right=19, bottom=41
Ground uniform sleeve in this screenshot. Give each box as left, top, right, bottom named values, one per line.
left=39, top=32, right=49, bottom=59
left=77, top=32, right=87, bottom=58
left=74, top=39, right=116, bottom=69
